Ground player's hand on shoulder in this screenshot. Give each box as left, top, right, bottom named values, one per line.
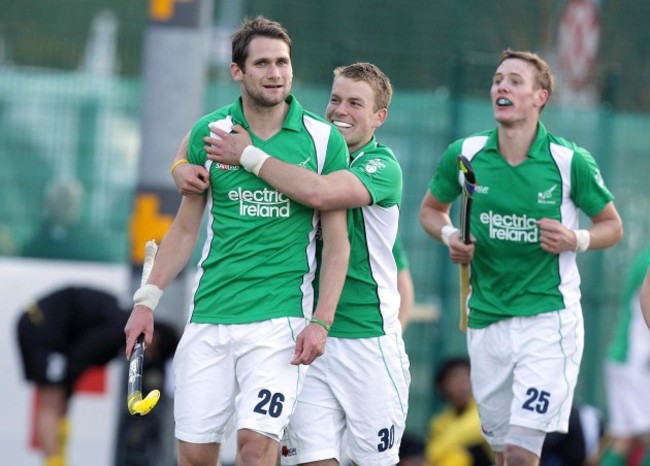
left=204, top=124, right=251, bottom=166
left=290, top=323, right=328, bottom=366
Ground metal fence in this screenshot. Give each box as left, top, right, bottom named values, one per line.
left=2, top=0, right=650, bottom=437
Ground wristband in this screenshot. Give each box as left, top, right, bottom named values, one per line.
left=133, top=284, right=163, bottom=311
left=574, top=229, right=590, bottom=253
left=170, top=158, right=189, bottom=175
left=240, top=145, right=270, bottom=176
left=310, top=317, right=331, bottom=333
left=441, top=225, right=460, bottom=247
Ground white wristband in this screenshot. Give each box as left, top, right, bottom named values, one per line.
left=441, top=225, right=460, bottom=247
left=133, top=284, right=163, bottom=311
left=574, top=229, right=590, bottom=253
left=240, top=145, right=270, bottom=176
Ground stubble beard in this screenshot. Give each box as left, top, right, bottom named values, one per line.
left=244, top=82, right=291, bottom=109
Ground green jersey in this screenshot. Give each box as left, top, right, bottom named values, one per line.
left=607, top=247, right=650, bottom=362
left=325, top=137, right=403, bottom=338
left=429, top=123, right=614, bottom=328
left=186, top=95, right=349, bottom=324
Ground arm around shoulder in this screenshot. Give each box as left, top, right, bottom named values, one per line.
left=258, top=161, right=369, bottom=210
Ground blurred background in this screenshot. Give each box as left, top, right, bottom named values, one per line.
left=1, top=0, right=649, bottom=464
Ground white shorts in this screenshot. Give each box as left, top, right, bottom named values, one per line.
left=280, top=333, right=411, bottom=466
left=173, top=318, right=308, bottom=444
left=604, top=297, right=650, bottom=436
left=468, top=304, right=584, bottom=450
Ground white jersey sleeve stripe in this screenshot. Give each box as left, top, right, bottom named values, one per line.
left=303, top=115, right=332, bottom=174
left=549, top=142, right=581, bottom=308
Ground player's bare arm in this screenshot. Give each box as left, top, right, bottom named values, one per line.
left=583, top=202, right=624, bottom=248
left=397, top=267, right=415, bottom=330
left=170, top=131, right=210, bottom=196
left=125, top=195, right=205, bottom=357
left=537, top=201, right=623, bottom=254
left=419, top=190, right=474, bottom=264
left=640, top=266, right=650, bottom=329
left=291, top=208, right=349, bottom=366
left=207, top=125, right=371, bottom=210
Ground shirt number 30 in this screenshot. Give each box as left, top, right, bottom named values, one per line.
left=377, top=425, right=396, bottom=452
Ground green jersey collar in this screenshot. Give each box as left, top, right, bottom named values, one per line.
left=350, top=136, right=378, bottom=161
left=527, top=122, right=549, bottom=158
left=229, top=95, right=303, bottom=133
left=486, top=122, right=549, bottom=159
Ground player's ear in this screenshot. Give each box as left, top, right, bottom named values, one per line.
left=373, top=108, right=388, bottom=129
left=231, top=62, right=244, bottom=82
left=536, top=88, right=549, bottom=108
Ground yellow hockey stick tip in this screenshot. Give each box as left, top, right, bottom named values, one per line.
left=128, top=389, right=160, bottom=416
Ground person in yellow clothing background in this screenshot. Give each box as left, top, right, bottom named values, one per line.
left=425, top=357, right=493, bottom=466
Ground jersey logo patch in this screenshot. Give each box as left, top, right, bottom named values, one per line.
left=281, top=445, right=297, bottom=457
left=363, top=158, right=386, bottom=175
left=593, top=168, right=605, bottom=188
left=217, top=162, right=240, bottom=171
left=538, top=184, right=558, bottom=205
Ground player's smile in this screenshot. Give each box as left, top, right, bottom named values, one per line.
left=326, top=76, right=384, bottom=153
left=331, top=120, right=353, bottom=129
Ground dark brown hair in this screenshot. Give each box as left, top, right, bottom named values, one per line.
left=231, top=15, right=292, bottom=71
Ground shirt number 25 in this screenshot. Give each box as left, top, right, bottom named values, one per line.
left=522, top=387, right=550, bottom=414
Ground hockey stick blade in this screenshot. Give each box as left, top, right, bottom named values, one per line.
left=127, top=335, right=160, bottom=415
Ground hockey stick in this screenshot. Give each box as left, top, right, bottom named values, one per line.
left=458, top=155, right=476, bottom=332
left=127, top=239, right=161, bottom=416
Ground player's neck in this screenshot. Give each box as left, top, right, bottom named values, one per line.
left=243, top=100, right=289, bottom=141
left=497, top=119, right=538, bottom=166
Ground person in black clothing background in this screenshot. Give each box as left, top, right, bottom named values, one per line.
left=16, top=286, right=178, bottom=466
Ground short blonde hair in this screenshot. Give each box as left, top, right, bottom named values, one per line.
left=333, top=62, right=393, bottom=111
left=498, top=49, right=554, bottom=97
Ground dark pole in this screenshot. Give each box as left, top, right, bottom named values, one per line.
left=131, top=0, right=213, bottom=328
left=117, top=1, right=213, bottom=465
